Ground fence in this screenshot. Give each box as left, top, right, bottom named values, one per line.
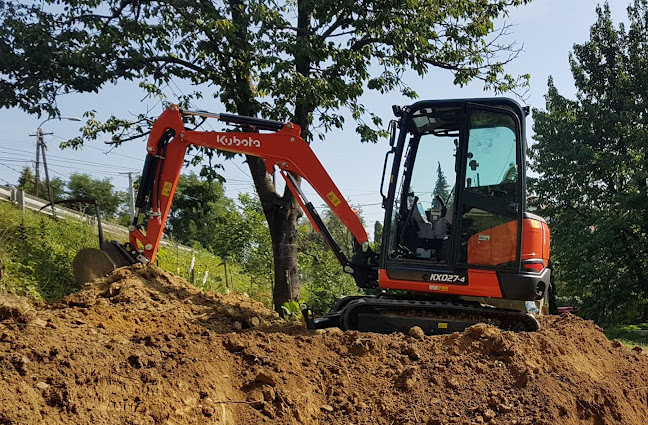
left=0, top=184, right=192, bottom=251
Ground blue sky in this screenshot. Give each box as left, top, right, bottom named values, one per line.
left=0, top=0, right=630, bottom=235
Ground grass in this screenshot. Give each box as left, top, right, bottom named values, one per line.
left=0, top=201, right=273, bottom=306
left=603, top=326, right=648, bottom=349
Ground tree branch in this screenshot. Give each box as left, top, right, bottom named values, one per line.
left=140, top=56, right=208, bottom=75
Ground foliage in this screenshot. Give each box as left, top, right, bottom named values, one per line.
left=166, top=173, right=236, bottom=256
left=1, top=0, right=532, bottom=132
left=281, top=300, right=302, bottom=318
left=603, top=326, right=648, bottom=349
left=0, top=201, right=97, bottom=299
left=373, top=221, right=384, bottom=246
left=17, top=166, right=65, bottom=201
left=530, top=1, right=648, bottom=324
left=234, top=194, right=274, bottom=282
left=66, top=173, right=125, bottom=217
left=298, top=208, right=361, bottom=313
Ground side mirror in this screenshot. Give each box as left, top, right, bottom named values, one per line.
left=388, top=120, right=398, bottom=148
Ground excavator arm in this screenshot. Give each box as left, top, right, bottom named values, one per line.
left=127, top=105, right=369, bottom=271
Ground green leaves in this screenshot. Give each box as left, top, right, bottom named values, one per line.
left=2, top=0, right=531, bottom=139
left=531, top=1, right=648, bottom=324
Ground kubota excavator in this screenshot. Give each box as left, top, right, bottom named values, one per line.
left=73, top=97, right=550, bottom=334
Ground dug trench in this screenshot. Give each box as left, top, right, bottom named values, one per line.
left=0, top=265, right=647, bottom=425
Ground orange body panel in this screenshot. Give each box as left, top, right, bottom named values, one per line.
left=521, top=219, right=550, bottom=267
left=378, top=269, right=503, bottom=298
left=467, top=218, right=549, bottom=268
left=467, top=221, right=517, bottom=266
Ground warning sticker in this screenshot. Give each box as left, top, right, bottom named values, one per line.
left=326, top=191, right=342, bottom=207
left=161, top=181, right=173, bottom=197
left=438, top=323, right=448, bottom=329
left=429, top=285, right=449, bottom=292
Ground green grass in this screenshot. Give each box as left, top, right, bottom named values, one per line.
left=603, top=326, right=648, bottom=349
left=0, top=201, right=273, bottom=306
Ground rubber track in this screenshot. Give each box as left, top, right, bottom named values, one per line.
left=338, top=297, right=540, bottom=333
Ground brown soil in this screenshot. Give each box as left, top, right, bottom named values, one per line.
left=1, top=264, right=648, bottom=425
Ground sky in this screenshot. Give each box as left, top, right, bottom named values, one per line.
left=0, top=0, right=631, bottom=237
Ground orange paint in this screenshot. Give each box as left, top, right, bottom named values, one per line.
left=378, top=269, right=503, bottom=298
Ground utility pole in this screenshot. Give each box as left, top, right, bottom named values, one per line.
left=121, top=171, right=136, bottom=221
left=30, top=127, right=54, bottom=217
left=34, top=132, right=41, bottom=197
left=31, top=115, right=82, bottom=219
left=40, top=137, right=56, bottom=219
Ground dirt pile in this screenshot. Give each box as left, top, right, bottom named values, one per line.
left=1, top=265, right=647, bottom=424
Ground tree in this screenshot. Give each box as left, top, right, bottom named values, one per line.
left=67, top=173, right=124, bottom=217
left=16, top=166, right=65, bottom=201
left=166, top=173, right=250, bottom=259
left=373, top=221, right=384, bottom=246
left=235, top=193, right=273, bottom=283
left=530, top=1, right=648, bottom=324
left=432, top=161, right=450, bottom=209
left=1, top=0, right=532, bottom=314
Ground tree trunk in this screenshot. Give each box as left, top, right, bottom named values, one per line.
left=245, top=156, right=301, bottom=314
left=230, top=0, right=313, bottom=315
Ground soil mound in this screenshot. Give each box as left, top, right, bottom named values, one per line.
left=1, top=265, right=647, bottom=424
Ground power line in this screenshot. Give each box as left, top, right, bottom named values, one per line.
left=0, top=153, right=140, bottom=175
left=0, top=147, right=141, bottom=171
left=49, top=134, right=146, bottom=163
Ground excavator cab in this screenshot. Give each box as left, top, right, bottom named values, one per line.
left=319, top=98, right=550, bottom=333
left=383, top=99, right=527, bottom=276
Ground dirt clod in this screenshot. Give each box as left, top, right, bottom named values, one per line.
left=1, top=264, right=648, bottom=424
left=408, top=326, right=425, bottom=339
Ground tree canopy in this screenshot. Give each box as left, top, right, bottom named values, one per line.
left=531, top=1, right=648, bottom=324
left=66, top=173, right=125, bottom=217
left=17, top=166, right=65, bottom=201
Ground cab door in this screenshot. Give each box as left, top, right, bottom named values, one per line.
left=455, top=104, right=524, bottom=271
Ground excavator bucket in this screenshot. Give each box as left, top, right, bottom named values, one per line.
left=73, top=242, right=137, bottom=285
left=73, top=248, right=117, bottom=285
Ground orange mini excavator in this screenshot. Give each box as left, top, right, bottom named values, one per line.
left=74, top=98, right=550, bottom=334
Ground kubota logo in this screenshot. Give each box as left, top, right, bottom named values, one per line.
left=217, top=135, right=261, bottom=148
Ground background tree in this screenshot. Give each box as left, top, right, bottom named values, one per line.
left=530, top=1, right=648, bottom=324
left=1, top=0, right=532, bottom=313
left=166, top=173, right=234, bottom=254
left=235, top=194, right=274, bottom=281
left=432, top=161, right=450, bottom=209
left=298, top=208, right=363, bottom=313
left=66, top=173, right=124, bottom=217
left=16, top=166, right=65, bottom=201
left=373, top=221, right=384, bottom=246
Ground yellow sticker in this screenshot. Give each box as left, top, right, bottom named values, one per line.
left=326, top=191, right=342, bottom=207
left=161, top=181, right=173, bottom=197
left=530, top=220, right=541, bottom=229
left=438, top=323, right=448, bottom=329
left=429, top=285, right=449, bottom=292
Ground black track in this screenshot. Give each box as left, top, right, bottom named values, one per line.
left=333, top=297, right=539, bottom=334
